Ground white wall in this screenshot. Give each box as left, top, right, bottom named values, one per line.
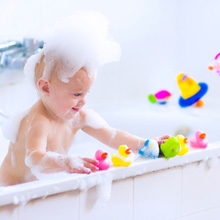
left=0, top=0, right=220, bottom=113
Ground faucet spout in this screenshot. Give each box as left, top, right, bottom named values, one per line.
left=0, top=38, right=43, bottom=72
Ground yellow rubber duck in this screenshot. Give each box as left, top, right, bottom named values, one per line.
left=176, top=134, right=189, bottom=156
left=111, top=145, right=134, bottom=167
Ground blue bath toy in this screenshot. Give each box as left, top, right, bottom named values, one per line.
left=139, top=139, right=159, bottom=159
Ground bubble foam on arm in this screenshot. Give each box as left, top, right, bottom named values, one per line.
left=24, top=118, right=94, bottom=179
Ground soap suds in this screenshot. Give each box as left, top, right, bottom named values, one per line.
left=83, top=108, right=109, bottom=129
left=24, top=11, right=121, bottom=85
left=2, top=109, right=30, bottom=143
left=25, top=151, right=88, bottom=180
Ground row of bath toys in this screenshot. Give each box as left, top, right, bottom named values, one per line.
left=148, top=90, right=172, bottom=105
left=160, top=130, right=208, bottom=158
left=208, top=53, right=220, bottom=75
left=94, top=130, right=208, bottom=170
left=177, top=73, right=208, bottom=108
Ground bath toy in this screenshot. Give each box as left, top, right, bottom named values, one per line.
left=176, top=135, right=189, bottom=155
left=148, top=90, right=172, bottom=104
left=160, top=136, right=181, bottom=158
left=111, top=145, right=134, bottom=167
left=139, top=139, right=159, bottom=159
left=189, top=130, right=208, bottom=149
left=208, top=53, right=220, bottom=75
left=94, top=149, right=110, bottom=170
left=177, top=73, right=208, bottom=108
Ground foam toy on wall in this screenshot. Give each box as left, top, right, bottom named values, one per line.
left=139, top=139, right=159, bottom=159
left=160, top=136, right=181, bottom=158
left=148, top=90, right=172, bottom=104
left=189, top=130, right=208, bottom=149
left=111, top=145, right=134, bottom=167
left=208, top=53, right=220, bottom=75
left=94, top=149, right=110, bottom=171
left=177, top=73, right=208, bottom=107
left=176, top=135, right=189, bottom=155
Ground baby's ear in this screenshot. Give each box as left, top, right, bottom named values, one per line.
left=38, top=78, right=50, bottom=94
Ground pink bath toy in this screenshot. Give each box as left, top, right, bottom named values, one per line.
left=189, top=130, right=208, bottom=149
left=94, top=149, right=110, bottom=170
left=148, top=90, right=172, bottom=104
left=208, top=53, right=220, bottom=75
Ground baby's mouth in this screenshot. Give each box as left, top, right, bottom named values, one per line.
left=72, top=107, right=80, bottom=112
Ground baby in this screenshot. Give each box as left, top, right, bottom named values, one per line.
left=0, top=12, right=169, bottom=185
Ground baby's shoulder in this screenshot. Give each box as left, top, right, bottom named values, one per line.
left=21, top=108, right=50, bottom=131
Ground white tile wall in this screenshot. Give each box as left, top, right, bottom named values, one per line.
left=0, top=204, right=18, bottom=220
left=79, top=178, right=133, bottom=220
left=180, top=206, right=220, bottom=220
left=133, top=167, right=182, bottom=220
left=18, top=190, right=80, bottom=220
left=182, top=160, right=220, bottom=216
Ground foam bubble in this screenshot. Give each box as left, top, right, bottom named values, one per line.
left=24, top=11, right=121, bottom=85
left=25, top=151, right=86, bottom=180
left=2, top=109, right=30, bottom=143
left=83, top=108, right=109, bottom=129
left=24, top=51, right=42, bottom=89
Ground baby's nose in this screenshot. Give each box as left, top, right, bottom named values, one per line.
left=79, top=96, right=86, bottom=106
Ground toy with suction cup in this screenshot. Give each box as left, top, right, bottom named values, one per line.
left=177, top=73, right=208, bottom=107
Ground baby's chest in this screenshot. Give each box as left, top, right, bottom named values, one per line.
left=47, top=125, right=76, bottom=153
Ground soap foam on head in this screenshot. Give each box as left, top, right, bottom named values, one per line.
left=24, top=11, right=121, bottom=85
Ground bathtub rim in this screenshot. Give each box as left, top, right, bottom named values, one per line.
left=0, top=141, right=220, bottom=207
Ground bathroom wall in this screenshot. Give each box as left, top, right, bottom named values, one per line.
left=0, top=0, right=220, bottom=114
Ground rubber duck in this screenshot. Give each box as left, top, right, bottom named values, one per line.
left=148, top=90, right=172, bottom=105
left=189, top=130, right=208, bottom=149
left=160, top=136, right=181, bottom=158
left=111, top=145, right=134, bottom=167
left=176, top=135, right=189, bottom=156
left=94, top=149, right=110, bottom=171
left=177, top=73, right=208, bottom=108
left=139, top=139, right=159, bottom=159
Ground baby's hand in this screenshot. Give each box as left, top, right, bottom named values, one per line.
left=65, top=156, right=99, bottom=174
left=153, top=134, right=171, bottom=145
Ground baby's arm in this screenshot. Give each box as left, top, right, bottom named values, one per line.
left=81, top=109, right=170, bottom=152
left=83, top=126, right=145, bottom=152
left=25, top=118, right=98, bottom=175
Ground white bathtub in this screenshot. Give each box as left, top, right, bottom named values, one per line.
left=1, top=101, right=220, bottom=220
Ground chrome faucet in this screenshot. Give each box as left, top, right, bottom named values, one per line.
left=0, top=38, right=44, bottom=73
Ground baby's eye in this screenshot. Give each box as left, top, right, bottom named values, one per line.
left=74, top=93, right=82, bottom=97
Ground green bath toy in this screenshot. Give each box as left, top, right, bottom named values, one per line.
left=160, top=136, right=181, bottom=158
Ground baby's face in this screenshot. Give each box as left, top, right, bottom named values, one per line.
left=48, top=68, right=94, bottom=121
